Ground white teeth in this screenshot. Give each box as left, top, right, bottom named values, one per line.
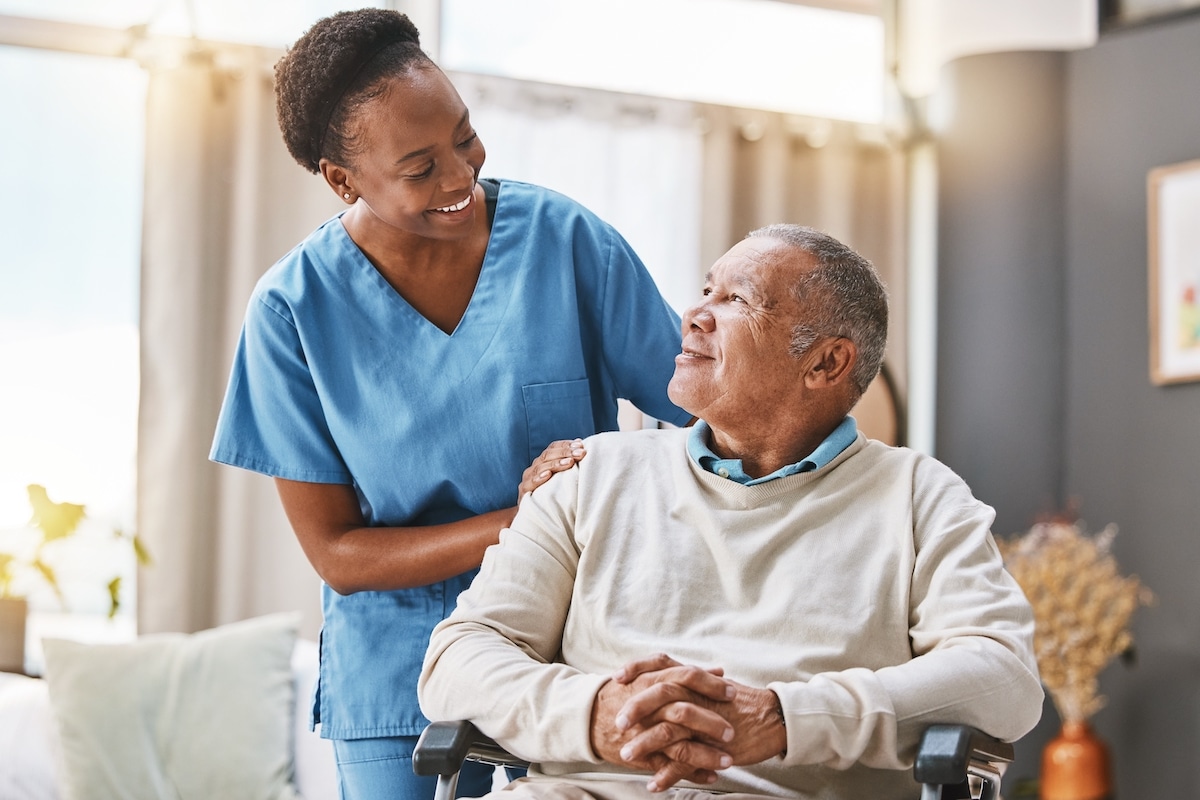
left=435, top=194, right=472, bottom=213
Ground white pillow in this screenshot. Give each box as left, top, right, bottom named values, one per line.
left=41, top=613, right=302, bottom=800
left=0, top=672, right=61, bottom=800
left=290, top=638, right=337, bottom=800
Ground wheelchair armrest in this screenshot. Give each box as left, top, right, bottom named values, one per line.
left=412, top=720, right=530, bottom=777
left=913, top=724, right=1014, bottom=786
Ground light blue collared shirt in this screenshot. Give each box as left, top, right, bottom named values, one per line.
left=687, top=417, right=858, bottom=485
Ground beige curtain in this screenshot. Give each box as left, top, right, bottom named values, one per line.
left=137, top=42, right=340, bottom=639
left=450, top=71, right=705, bottom=315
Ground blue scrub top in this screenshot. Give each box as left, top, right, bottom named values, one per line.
left=210, top=179, right=690, bottom=739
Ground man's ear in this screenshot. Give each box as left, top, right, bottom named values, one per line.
left=319, top=159, right=356, bottom=205
left=803, top=337, right=857, bottom=388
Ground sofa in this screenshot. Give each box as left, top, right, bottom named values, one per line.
left=0, top=615, right=337, bottom=800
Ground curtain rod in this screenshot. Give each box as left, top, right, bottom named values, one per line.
left=0, top=13, right=280, bottom=69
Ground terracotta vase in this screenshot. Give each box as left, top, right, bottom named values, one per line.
left=1040, top=720, right=1112, bottom=800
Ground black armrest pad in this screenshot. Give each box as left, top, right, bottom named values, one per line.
left=413, top=720, right=529, bottom=776
left=412, top=720, right=494, bottom=776
left=913, top=724, right=1015, bottom=785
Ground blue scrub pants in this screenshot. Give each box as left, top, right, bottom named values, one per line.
left=333, top=735, right=522, bottom=799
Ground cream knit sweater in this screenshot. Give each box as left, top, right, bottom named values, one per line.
left=419, top=428, right=1042, bottom=799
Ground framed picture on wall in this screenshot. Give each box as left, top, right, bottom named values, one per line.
left=1101, top=0, right=1200, bottom=29
left=1147, top=158, right=1200, bottom=385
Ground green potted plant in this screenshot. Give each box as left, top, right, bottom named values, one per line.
left=0, top=484, right=150, bottom=673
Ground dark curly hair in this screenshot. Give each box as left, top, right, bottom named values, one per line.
left=274, top=8, right=435, bottom=173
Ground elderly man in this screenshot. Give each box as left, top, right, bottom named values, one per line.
left=418, top=224, right=1042, bottom=799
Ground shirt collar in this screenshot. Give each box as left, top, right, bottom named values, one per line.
left=686, top=417, right=858, bottom=486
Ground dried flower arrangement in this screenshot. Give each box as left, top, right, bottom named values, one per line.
left=997, top=518, right=1153, bottom=723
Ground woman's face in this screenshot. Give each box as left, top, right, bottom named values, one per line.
left=337, top=65, right=487, bottom=241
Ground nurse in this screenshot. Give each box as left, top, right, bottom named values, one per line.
left=209, top=7, right=691, bottom=799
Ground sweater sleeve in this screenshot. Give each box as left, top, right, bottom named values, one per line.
left=417, top=466, right=609, bottom=764
left=769, top=455, right=1043, bottom=770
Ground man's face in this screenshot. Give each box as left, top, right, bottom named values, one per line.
left=667, top=237, right=811, bottom=427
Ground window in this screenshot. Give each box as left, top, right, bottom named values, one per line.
left=0, top=0, right=381, bottom=47
left=0, top=44, right=145, bottom=671
left=441, top=0, right=885, bottom=123
left=0, top=2, right=894, bottom=663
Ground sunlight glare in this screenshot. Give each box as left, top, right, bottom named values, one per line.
left=442, top=0, right=885, bottom=122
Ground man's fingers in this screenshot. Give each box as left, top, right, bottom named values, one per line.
left=615, top=672, right=734, bottom=731
left=664, top=738, right=732, bottom=771
left=658, top=698, right=735, bottom=744
left=618, top=716, right=732, bottom=768
left=614, top=657, right=724, bottom=700
left=631, top=698, right=733, bottom=747
left=613, top=653, right=723, bottom=682
left=645, top=750, right=721, bottom=793
left=625, top=736, right=726, bottom=793
left=613, top=652, right=682, bottom=682
left=614, top=657, right=731, bottom=699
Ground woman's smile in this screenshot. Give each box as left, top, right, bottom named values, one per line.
left=433, top=192, right=473, bottom=213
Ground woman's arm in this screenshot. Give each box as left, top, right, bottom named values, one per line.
left=275, top=477, right=515, bottom=593
left=275, top=438, right=585, bottom=594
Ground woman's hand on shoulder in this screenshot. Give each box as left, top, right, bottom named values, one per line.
left=519, top=438, right=586, bottom=502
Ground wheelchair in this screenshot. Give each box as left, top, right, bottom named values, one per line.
left=413, top=720, right=1014, bottom=800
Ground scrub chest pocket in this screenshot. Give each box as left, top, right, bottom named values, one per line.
left=523, top=379, right=595, bottom=463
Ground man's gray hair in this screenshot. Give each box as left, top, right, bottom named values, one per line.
left=747, top=224, right=889, bottom=396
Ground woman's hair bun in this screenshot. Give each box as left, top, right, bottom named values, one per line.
left=275, top=8, right=425, bottom=173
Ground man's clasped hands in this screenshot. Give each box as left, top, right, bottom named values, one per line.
left=592, top=654, right=788, bottom=792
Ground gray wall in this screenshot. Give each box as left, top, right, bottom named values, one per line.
left=935, top=51, right=1068, bottom=540
left=1064, top=14, right=1200, bottom=796
left=935, top=14, right=1200, bottom=796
